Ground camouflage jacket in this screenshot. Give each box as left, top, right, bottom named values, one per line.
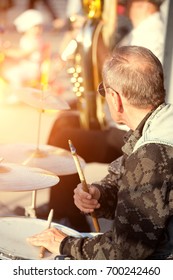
left=60, top=103, right=173, bottom=259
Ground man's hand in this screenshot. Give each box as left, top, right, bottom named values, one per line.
left=74, top=183, right=101, bottom=213
left=27, top=227, right=67, bottom=254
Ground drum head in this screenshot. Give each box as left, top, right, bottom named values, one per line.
left=0, top=217, right=81, bottom=260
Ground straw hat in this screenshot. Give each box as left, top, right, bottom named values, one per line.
left=14, top=9, right=44, bottom=32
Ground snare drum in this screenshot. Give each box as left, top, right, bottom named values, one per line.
left=0, top=217, right=81, bottom=260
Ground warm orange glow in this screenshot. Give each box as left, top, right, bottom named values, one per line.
left=82, top=0, right=102, bottom=18
left=0, top=52, right=5, bottom=63
left=0, top=77, right=8, bottom=104
left=40, top=44, right=51, bottom=91
left=40, top=58, right=51, bottom=90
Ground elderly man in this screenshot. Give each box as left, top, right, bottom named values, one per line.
left=27, top=46, right=173, bottom=260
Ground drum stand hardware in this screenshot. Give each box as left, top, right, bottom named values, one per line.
left=24, top=190, right=37, bottom=218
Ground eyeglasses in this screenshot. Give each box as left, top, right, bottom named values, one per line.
left=97, top=82, right=119, bottom=97
left=97, top=82, right=106, bottom=97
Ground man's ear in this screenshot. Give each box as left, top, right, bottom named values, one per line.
left=112, top=91, right=123, bottom=113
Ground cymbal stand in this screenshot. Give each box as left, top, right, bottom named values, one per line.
left=24, top=190, right=37, bottom=218
left=23, top=91, right=44, bottom=218
left=36, top=108, right=44, bottom=151
left=22, top=154, right=38, bottom=218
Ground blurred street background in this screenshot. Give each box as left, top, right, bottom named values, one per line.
left=0, top=0, right=109, bottom=232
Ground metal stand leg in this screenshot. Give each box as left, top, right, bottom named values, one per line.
left=25, top=190, right=37, bottom=218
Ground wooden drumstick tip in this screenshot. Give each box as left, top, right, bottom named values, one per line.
left=39, top=209, right=54, bottom=259
left=68, top=139, right=76, bottom=154
left=39, top=246, right=45, bottom=258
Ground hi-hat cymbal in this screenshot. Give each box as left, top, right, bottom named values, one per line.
left=0, top=143, right=85, bottom=175
left=18, top=87, right=70, bottom=110
left=0, top=162, right=59, bottom=192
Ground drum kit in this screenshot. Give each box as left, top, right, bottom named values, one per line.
left=0, top=217, right=82, bottom=260
left=0, top=87, right=86, bottom=259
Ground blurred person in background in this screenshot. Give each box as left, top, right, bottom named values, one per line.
left=53, top=0, right=84, bottom=31
left=27, top=0, right=58, bottom=21
left=99, top=0, right=165, bottom=67
left=0, top=0, right=14, bottom=28
left=2, top=9, right=50, bottom=102
left=117, top=0, right=166, bottom=63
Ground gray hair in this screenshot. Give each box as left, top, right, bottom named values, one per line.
left=102, top=45, right=166, bottom=109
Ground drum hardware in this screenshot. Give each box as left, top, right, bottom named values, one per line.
left=0, top=144, right=85, bottom=217
left=0, top=159, right=59, bottom=216
left=0, top=84, right=85, bottom=217
left=0, top=143, right=86, bottom=176
left=17, top=86, right=70, bottom=164
left=0, top=162, right=59, bottom=192
left=18, top=87, right=70, bottom=111
left=0, top=161, right=59, bottom=217
left=3, top=87, right=70, bottom=218
left=24, top=191, right=37, bottom=218
left=22, top=155, right=38, bottom=218
left=0, top=217, right=82, bottom=260
left=18, top=86, right=70, bottom=162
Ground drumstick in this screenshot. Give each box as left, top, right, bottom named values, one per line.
left=68, top=140, right=100, bottom=232
left=39, top=208, right=54, bottom=258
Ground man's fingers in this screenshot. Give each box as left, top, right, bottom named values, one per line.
left=74, top=195, right=100, bottom=213
left=74, top=186, right=92, bottom=200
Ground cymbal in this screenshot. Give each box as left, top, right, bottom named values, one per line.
left=0, top=143, right=86, bottom=176
left=18, top=87, right=70, bottom=110
left=0, top=162, right=59, bottom=192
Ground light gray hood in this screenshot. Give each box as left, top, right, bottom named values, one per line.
left=133, top=103, right=173, bottom=152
